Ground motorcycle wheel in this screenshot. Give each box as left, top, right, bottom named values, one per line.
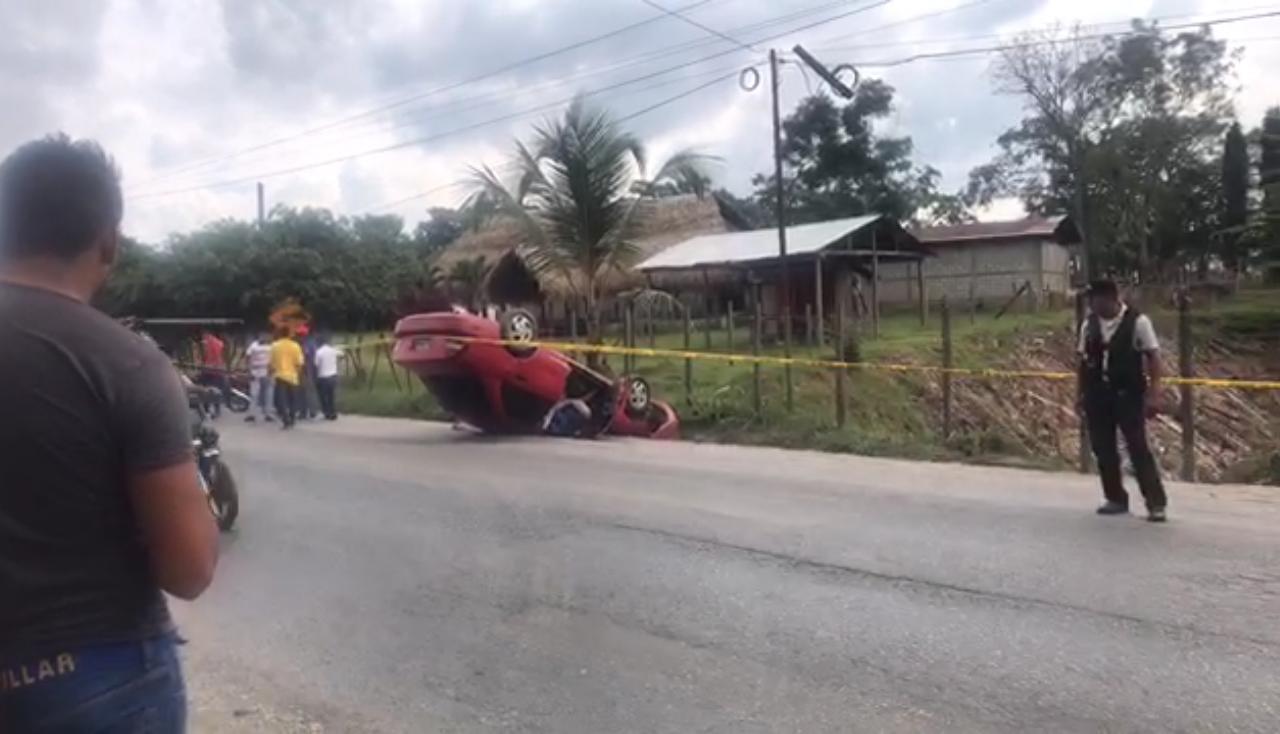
left=226, top=390, right=252, bottom=413
left=207, top=459, right=240, bottom=531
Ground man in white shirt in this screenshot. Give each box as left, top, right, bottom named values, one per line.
left=243, top=332, right=274, bottom=423
left=1077, top=279, right=1167, bottom=522
left=314, top=335, right=344, bottom=421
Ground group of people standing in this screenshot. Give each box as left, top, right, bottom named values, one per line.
left=206, top=326, right=343, bottom=429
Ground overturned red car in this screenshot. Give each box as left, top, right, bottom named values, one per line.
left=392, top=307, right=678, bottom=439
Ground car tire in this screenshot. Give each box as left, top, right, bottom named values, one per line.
left=624, top=375, right=651, bottom=418
left=500, top=309, right=538, bottom=357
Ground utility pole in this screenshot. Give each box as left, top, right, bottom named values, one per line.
left=766, top=46, right=856, bottom=413
left=256, top=182, right=266, bottom=227
left=768, top=49, right=794, bottom=412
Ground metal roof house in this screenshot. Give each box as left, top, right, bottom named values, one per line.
left=874, top=215, right=1081, bottom=309
left=638, top=214, right=929, bottom=338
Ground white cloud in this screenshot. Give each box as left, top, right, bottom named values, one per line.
left=2, top=0, right=1277, bottom=242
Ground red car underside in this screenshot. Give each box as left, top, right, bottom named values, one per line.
left=392, top=311, right=678, bottom=439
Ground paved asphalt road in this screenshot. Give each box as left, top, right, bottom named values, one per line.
left=175, top=416, right=1280, bottom=733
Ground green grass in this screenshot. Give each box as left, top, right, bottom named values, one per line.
left=334, top=304, right=1077, bottom=465
left=332, top=290, right=1280, bottom=474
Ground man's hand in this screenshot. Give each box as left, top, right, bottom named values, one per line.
left=1144, top=388, right=1162, bottom=419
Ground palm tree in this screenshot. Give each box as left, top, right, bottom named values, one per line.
left=464, top=96, right=716, bottom=360
left=447, top=255, right=489, bottom=312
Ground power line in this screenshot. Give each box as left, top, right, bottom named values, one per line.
left=127, top=0, right=888, bottom=195
left=815, top=6, right=1280, bottom=57
left=813, top=1, right=1280, bottom=51
left=838, top=8, right=1280, bottom=67
left=128, top=0, right=894, bottom=201
left=638, top=0, right=756, bottom=51
left=127, top=0, right=723, bottom=190
left=127, top=61, right=757, bottom=202
left=619, top=67, right=751, bottom=121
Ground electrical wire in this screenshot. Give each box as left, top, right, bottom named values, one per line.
left=838, top=8, right=1280, bottom=67
left=128, top=0, right=874, bottom=191
left=127, top=0, right=893, bottom=201
left=127, top=0, right=723, bottom=190
left=638, top=0, right=757, bottom=51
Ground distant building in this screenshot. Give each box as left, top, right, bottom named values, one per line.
left=877, top=216, right=1080, bottom=308
left=639, top=214, right=927, bottom=337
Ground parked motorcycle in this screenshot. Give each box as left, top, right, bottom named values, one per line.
left=190, top=401, right=240, bottom=531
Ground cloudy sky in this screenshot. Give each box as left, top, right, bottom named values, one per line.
left=4, top=0, right=1279, bottom=242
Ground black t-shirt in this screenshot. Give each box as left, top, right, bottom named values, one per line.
left=0, top=283, right=193, bottom=657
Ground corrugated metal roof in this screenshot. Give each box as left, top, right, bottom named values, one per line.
left=911, top=215, right=1070, bottom=245
left=638, top=215, right=882, bottom=270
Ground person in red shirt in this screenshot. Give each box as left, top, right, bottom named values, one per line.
left=196, top=330, right=229, bottom=418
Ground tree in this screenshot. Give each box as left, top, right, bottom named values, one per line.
left=411, top=207, right=465, bottom=254
left=100, top=206, right=435, bottom=330
left=971, top=23, right=1236, bottom=280
left=750, top=84, right=940, bottom=225
left=1220, top=121, right=1249, bottom=272
left=447, top=255, right=490, bottom=311
left=465, top=96, right=715, bottom=362
left=1261, top=107, right=1280, bottom=270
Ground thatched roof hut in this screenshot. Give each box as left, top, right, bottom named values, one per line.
left=434, top=194, right=728, bottom=305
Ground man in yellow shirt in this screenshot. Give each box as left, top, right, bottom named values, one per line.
left=269, top=329, right=304, bottom=429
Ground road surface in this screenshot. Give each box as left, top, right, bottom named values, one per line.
left=176, top=416, right=1280, bottom=733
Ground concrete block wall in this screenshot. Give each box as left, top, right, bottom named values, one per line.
left=876, top=239, right=1072, bottom=305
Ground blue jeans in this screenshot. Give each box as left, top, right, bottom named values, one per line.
left=0, top=634, right=185, bottom=733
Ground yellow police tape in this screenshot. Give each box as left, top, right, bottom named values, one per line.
left=365, top=335, right=1280, bottom=391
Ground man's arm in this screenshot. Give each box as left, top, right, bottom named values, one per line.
left=118, top=351, right=220, bottom=600
left=1144, top=350, right=1164, bottom=416
left=129, top=462, right=218, bottom=600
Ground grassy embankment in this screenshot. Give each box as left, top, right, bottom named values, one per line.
left=337, top=289, right=1280, bottom=475
left=337, top=303, right=1076, bottom=464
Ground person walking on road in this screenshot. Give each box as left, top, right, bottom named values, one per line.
left=1078, top=279, right=1168, bottom=522
left=314, top=334, right=343, bottom=420
left=270, top=327, right=304, bottom=429
left=243, top=331, right=274, bottom=423
left=0, top=134, right=218, bottom=732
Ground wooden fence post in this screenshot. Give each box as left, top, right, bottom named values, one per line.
left=752, top=294, right=763, bottom=418
left=703, top=297, right=713, bottom=351
left=834, top=289, right=847, bottom=428
left=383, top=340, right=403, bottom=392
left=726, top=301, right=735, bottom=352
left=941, top=298, right=953, bottom=440
left=917, top=261, right=928, bottom=327
left=624, top=300, right=635, bottom=373
left=367, top=335, right=383, bottom=392
left=1075, top=292, right=1091, bottom=473
left=683, top=303, right=692, bottom=405
left=647, top=303, right=656, bottom=348
left=1178, top=292, right=1195, bottom=481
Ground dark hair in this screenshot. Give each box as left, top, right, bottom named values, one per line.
left=1087, top=279, right=1119, bottom=299
left=0, top=134, right=122, bottom=260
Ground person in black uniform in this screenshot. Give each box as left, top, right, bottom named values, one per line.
left=1077, top=279, right=1168, bottom=522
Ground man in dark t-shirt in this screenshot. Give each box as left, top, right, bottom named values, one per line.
left=0, top=135, right=218, bottom=731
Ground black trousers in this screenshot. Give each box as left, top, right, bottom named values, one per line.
left=1085, top=389, right=1167, bottom=510
left=274, top=379, right=299, bottom=427
left=316, top=376, right=338, bottom=419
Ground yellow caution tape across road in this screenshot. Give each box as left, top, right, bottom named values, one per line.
left=364, top=335, right=1280, bottom=391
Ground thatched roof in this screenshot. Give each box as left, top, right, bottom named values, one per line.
left=434, top=194, right=728, bottom=300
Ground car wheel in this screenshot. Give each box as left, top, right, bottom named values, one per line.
left=625, top=375, right=651, bottom=417
left=500, top=309, right=538, bottom=357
